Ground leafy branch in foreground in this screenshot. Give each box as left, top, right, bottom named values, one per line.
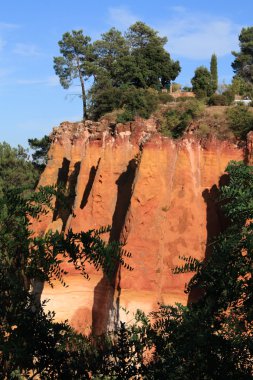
left=0, top=185, right=132, bottom=378
left=172, top=255, right=202, bottom=275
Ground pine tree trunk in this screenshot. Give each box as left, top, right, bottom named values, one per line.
left=76, top=56, right=87, bottom=120
left=79, top=73, right=87, bottom=120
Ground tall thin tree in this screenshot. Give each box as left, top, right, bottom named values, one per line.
left=210, top=53, right=218, bottom=94
left=54, top=30, right=93, bottom=120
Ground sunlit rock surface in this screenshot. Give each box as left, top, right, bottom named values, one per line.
left=32, top=118, right=248, bottom=334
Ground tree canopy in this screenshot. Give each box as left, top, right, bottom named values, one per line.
left=0, top=142, right=39, bottom=194
left=28, top=135, right=51, bottom=172
left=53, top=30, right=94, bottom=120
left=232, top=26, right=253, bottom=84
left=191, top=66, right=213, bottom=98
left=54, top=22, right=181, bottom=121
left=0, top=183, right=132, bottom=378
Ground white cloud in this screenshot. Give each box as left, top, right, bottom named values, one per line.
left=158, top=10, right=241, bottom=59
left=13, top=43, right=42, bottom=57
left=0, top=22, right=19, bottom=30
left=108, top=6, right=138, bottom=29
left=17, top=75, right=59, bottom=86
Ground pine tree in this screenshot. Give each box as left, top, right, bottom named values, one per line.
left=54, top=30, right=94, bottom=120
left=232, top=27, right=253, bottom=83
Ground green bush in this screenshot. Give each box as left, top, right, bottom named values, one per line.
left=208, top=94, right=228, bottom=106
left=120, top=87, right=159, bottom=119
left=196, top=123, right=211, bottom=138
left=175, top=96, right=190, bottom=102
left=158, top=92, right=174, bottom=103
left=183, top=98, right=205, bottom=118
left=208, top=89, right=234, bottom=106
left=89, top=84, right=122, bottom=120
left=227, top=104, right=253, bottom=139
left=161, top=99, right=204, bottom=138
left=222, top=89, right=235, bottom=105
left=116, top=109, right=134, bottom=123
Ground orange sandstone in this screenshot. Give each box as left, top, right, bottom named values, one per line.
left=32, top=118, right=247, bottom=334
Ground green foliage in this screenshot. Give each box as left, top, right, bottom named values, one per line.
left=97, top=320, right=148, bottom=379
left=161, top=99, right=204, bottom=138
left=208, top=90, right=234, bottom=106
left=120, top=87, right=159, bottom=119
left=28, top=135, right=51, bottom=172
left=210, top=53, right=218, bottom=93
left=171, top=82, right=181, bottom=92
left=162, top=108, right=186, bottom=138
left=231, top=76, right=253, bottom=98
left=55, top=22, right=180, bottom=121
left=88, top=21, right=180, bottom=120
left=92, top=27, right=129, bottom=85
left=220, top=161, right=253, bottom=223
left=182, top=86, right=192, bottom=92
left=173, top=256, right=201, bottom=274
left=90, top=84, right=159, bottom=122
left=208, top=93, right=228, bottom=106
left=125, top=22, right=180, bottom=89
left=0, top=185, right=132, bottom=378
left=116, top=110, right=134, bottom=123
left=222, top=88, right=235, bottom=104
left=0, top=142, right=39, bottom=194
left=191, top=66, right=213, bottom=98
left=88, top=77, right=123, bottom=120
left=232, top=26, right=253, bottom=84
left=227, top=104, right=253, bottom=139
left=158, top=92, right=174, bottom=104
left=195, top=123, right=211, bottom=139
left=54, top=30, right=94, bottom=120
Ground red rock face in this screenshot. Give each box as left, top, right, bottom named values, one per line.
left=32, top=119, right=248, bottom=334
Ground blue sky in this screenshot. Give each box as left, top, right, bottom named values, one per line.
left=1, top=0, right=253, bottom=147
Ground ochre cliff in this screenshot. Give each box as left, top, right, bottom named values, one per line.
left=33, top=118, right=248, bottom=334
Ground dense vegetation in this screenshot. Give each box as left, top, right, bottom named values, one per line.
left=0, top=183, right=133, bottom=378
left=0, top=142, right=39, bottom=194
left=54, top=22, right=180, bottom=121
left=28, top=135, right=51, bottom=172
left=160, top=98, right=205, bottom=138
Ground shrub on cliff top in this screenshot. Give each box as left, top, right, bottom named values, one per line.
left=227, top=104, right=253, bottom=139
left=161, top=99, right=204, bottom=138
left=120, top=87, right=159, bottom=119
left=158, top=92, right=174, bottom=104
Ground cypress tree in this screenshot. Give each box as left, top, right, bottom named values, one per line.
left=210, top=53, right=218, bottom=93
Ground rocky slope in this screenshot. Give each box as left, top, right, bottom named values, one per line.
left=33, top=118, right=251, bottom=334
